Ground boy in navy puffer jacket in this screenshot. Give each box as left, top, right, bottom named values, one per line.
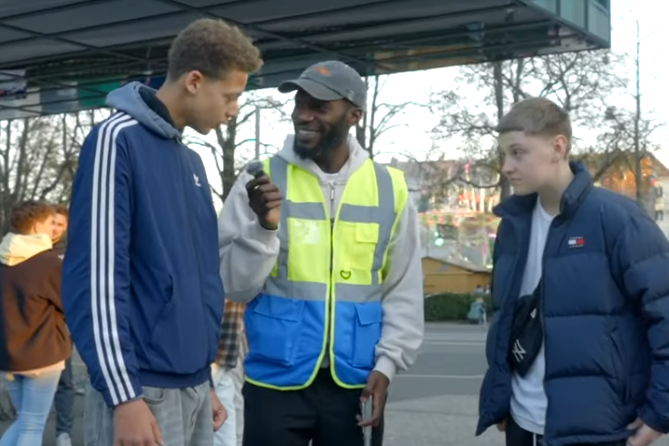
left=477, top=97, right=669, bottom=446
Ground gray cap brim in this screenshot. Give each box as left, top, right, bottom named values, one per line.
left=278, top=78, right=343, bottom=102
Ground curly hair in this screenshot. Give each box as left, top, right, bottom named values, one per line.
left=10, top=200, right=55, bottom=235
left=168, top=18, right=263, bottom=80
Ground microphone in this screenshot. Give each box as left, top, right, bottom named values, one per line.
left=246, top=161, right=266, bottom=179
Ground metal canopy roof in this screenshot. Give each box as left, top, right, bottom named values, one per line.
left=0, top=0, right=610, bottom=118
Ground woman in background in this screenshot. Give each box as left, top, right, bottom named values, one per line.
left=0, top=200, right=71, bottom=446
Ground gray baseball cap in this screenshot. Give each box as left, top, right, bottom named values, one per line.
left=278, top=61, right=367, bottom=108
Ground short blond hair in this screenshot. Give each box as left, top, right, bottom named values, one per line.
left=168, top=18, right=263, bottom=80
left=497, top=97, right=572, bottom=153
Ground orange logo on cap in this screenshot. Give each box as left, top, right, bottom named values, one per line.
left=316, top=66, right=331, bottom=76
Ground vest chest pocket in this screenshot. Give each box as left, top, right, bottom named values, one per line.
left=245, top=296, right=306, bottom=367
left=335, top=222, right=379, bottom=286
left=287, top=218, right=330, bottom=283
left=351, top=303, right=383, bottom=369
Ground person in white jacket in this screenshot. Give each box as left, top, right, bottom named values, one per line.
left=218, top=60, right=424, bottom=446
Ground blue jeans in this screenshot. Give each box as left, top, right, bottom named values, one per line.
left=0, top=370, right=61, bottom=446
left=213, top=366, right=237, bottom=446
left=54, top=357, right=74, bottom=435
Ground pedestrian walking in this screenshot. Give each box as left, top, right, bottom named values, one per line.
left=51, top=203, right=75, bottom=446
left=0, top=200, right=70, bottom=446
left=211, top=300, right=246, bottom=446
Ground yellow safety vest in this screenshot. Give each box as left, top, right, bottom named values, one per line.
left=244, top=155, right=408, bottom=390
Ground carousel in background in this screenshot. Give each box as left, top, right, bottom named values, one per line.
left=420, top=185, right=499, bottom=268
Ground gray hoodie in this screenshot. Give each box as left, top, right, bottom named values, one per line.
left=106, top=81, right=182, bottom=139
left=218, top=134, right=424, bottom=381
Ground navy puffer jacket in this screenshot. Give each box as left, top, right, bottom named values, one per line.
left=477, top=162, right=669, bottom=446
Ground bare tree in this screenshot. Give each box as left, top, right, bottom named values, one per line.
left=355, top=75, right=426, bottom=159
left=633, top=21, right=643, bottom=204
left=186, top=94, right=289, bottom=202
left=624, top=21, right=663, bottom=208
left=429, top=50, right=628, bottom=201
left=582, top=20, right=662, bottom=213
left=0, top=113, right=95, bottom=231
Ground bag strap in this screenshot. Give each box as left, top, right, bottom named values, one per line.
left=532, top=278, right=543, bottom=310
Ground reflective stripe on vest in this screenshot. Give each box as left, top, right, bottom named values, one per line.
left=244, top=156, right=408, bottom=390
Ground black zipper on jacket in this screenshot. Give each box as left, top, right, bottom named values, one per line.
left=328, top=185, right=335, bottom=362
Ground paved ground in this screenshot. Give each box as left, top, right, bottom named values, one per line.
left=4, top=323, right=668, bottom=445
left=384, top=322, right=502, bottom=446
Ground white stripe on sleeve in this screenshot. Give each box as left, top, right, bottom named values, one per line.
left=90, top=112, right=138, bottom=406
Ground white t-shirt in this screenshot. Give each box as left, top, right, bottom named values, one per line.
left=510, top=199, right=554, bottom=434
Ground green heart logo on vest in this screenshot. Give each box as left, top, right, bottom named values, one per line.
left=340, top=270, right=351, bottom=280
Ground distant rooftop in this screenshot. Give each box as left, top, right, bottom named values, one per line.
left=423, top=254, right=491, bottom=273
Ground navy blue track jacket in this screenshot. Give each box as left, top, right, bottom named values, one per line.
left=62, top=82, right=224, bottom=408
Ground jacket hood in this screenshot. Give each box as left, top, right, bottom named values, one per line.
left=106, top=82, right=181, bottom=140
left=0, top=233, right=52, bottom=266
left=275, top=133, right=370, bottom=182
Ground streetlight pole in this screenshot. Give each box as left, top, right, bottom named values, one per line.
left=254, top=105, right=261, bottom=159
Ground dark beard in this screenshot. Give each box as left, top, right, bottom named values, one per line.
left=293, top=115, right=349, bottom=161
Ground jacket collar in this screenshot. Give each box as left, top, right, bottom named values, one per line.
left=493, top=161, right=593, bottom=220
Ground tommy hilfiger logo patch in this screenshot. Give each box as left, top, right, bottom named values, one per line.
left=568, top=236, right=585, bottom=248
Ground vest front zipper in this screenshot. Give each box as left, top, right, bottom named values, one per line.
left=329, top=183, right=335, bottom=284
left=326, top=183, right=336, bottom=365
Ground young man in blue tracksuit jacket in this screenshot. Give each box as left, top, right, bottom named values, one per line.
left=477, top=97, right=669, bottom=446
left=62, top=19, right=262, bottom=446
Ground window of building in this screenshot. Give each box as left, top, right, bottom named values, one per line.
left=656, top=210, right=664, bottom=221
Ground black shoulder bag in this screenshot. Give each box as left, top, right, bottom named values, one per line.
left=508, top=280, right=543, bottom=377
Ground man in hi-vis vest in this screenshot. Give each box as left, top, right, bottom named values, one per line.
left=218, top=60, right=424, bottom=446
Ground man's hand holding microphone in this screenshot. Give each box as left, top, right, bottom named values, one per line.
left=245, top=161, right=281, bottom=230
